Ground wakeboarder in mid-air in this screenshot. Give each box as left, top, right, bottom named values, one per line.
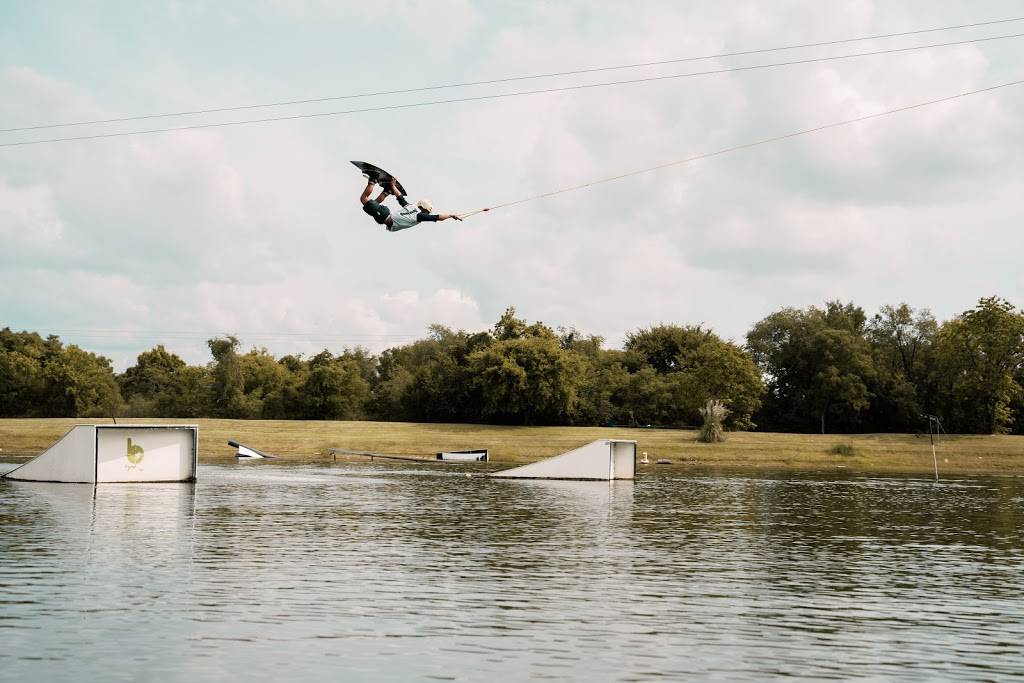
left=354, top=161, right=462, bottom=232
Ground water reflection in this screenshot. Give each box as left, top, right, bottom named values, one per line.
left=0, top=465, right=1022, bottom=682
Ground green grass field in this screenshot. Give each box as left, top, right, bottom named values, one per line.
left=2, top=418, right=1024, bottom=476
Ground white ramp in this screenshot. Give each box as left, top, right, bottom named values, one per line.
left=491, top=439, right=636, bottom=480
left=228, top=440, right=276, bottom=459
left=2, top=425, right=198, bottom=483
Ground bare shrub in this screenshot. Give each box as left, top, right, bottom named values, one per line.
left=698, top=399, right=729, bottom=443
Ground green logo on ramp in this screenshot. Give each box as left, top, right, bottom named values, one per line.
left=126, top=438, right=145, bottom=465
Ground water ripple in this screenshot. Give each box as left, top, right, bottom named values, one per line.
left=0, top=465, right=1022, bottom=681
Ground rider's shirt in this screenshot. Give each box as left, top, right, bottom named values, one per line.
left=388, top=197, right=440, bottom=232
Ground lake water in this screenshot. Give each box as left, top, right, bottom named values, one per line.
left=1, top=462, right=1022, bottom=681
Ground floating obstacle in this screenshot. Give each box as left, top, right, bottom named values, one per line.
left=330, top=447, right=489, bottom=464
left=330, top=448, right=436, bottom=464
left=436, top=449, right=488, bottom=462
left=491, top=439, right=636, bottom=481
left=2, top=424, right=198, bottom=483
left=228, top=440, right=277, bottom=460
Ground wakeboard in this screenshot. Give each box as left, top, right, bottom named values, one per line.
left=351, top=161, right=407, bottom=196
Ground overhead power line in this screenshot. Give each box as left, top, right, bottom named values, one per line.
left=2, top=15, right=1022, bottom=134
left=456, top=78, right=1024, bottom=218
left=15, top=327, right=424, bottom=343
left=3, top=31, right=1022, bottom=148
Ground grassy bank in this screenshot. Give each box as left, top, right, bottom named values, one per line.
left=2, top=418, right=1023, bottom=476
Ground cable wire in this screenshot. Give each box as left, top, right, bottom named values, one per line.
left=14, top=328, right=424, bottom=345
left=3, top=31, right=1022, bottom=148
left=456, top=78, right=1024, bottom=219
left=2, top=15, right=1022, bottom=134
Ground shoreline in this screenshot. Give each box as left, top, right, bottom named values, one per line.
left=1, top=418, right=1023, bottom=476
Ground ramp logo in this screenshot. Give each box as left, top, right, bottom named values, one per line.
left=126, top=438, right=145, bottom=465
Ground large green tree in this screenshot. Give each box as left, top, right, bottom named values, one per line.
left=468, top=335, right=586, bottom=424
left=0, top=329, right=59, bottom=416
left=747, top=302, right=875, bottom=433
left=0, top=330, right=46, bottom=416
left=299, top=350, right=371, bottom=420
left=207, top=336, right=246, bottom=418
left=42, top=345, right=122, bottom=417
left=1, top=329, right=121, bottom=417
left=159, top=365, right=212, bottom=418
left=930, top=297, right=1024, bottom=433
left=562, top=329, right=614, bottom=425
left=120, top=345, right=186, bottom=397
left=119, top=345, right=207, bottom=417
left=372, top=325, right=491, bottom=422
left=238, top=348, right=292, bottom=418
left=624, top=325, right=763, bottom=429
left=863, top=304, right=937, bottom=432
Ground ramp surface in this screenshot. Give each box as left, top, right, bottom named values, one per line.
left=3, top=425, right=198, bottom=483
left=491, top=440, right=636, bottom=480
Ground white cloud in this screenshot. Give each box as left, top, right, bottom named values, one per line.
left=264, top=0, right=479, bottom=43
left=0, top=66, right=104, bottom=130
left=0, top=180, right=66, bottom=259
left=378, top=288, right=483, bottom=329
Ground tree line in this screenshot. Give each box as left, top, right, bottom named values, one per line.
left=2, top=297, right=1022, bottom=434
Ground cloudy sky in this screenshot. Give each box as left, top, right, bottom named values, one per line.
left=2, top=0, right=1022, bottom=369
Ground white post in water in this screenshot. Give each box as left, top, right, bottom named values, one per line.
left=926, top=414, right=939, bottom=482
left=931, top=434, right=939, bottom=482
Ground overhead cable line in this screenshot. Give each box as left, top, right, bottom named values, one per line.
left=3, top=31, right=1022, bottom=148
left=456, top=78, right=1024, bottom=219
left=2, top=15, right=1022, bottom=134
left=19, top=327, right=423, bottom=341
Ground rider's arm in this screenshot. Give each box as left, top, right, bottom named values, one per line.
left=417, top=213, right=462, bottom=222
left=389, top=179, right=409, bottom=206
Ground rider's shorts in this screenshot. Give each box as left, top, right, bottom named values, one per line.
left=362, top=200, right=391, bottom=225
